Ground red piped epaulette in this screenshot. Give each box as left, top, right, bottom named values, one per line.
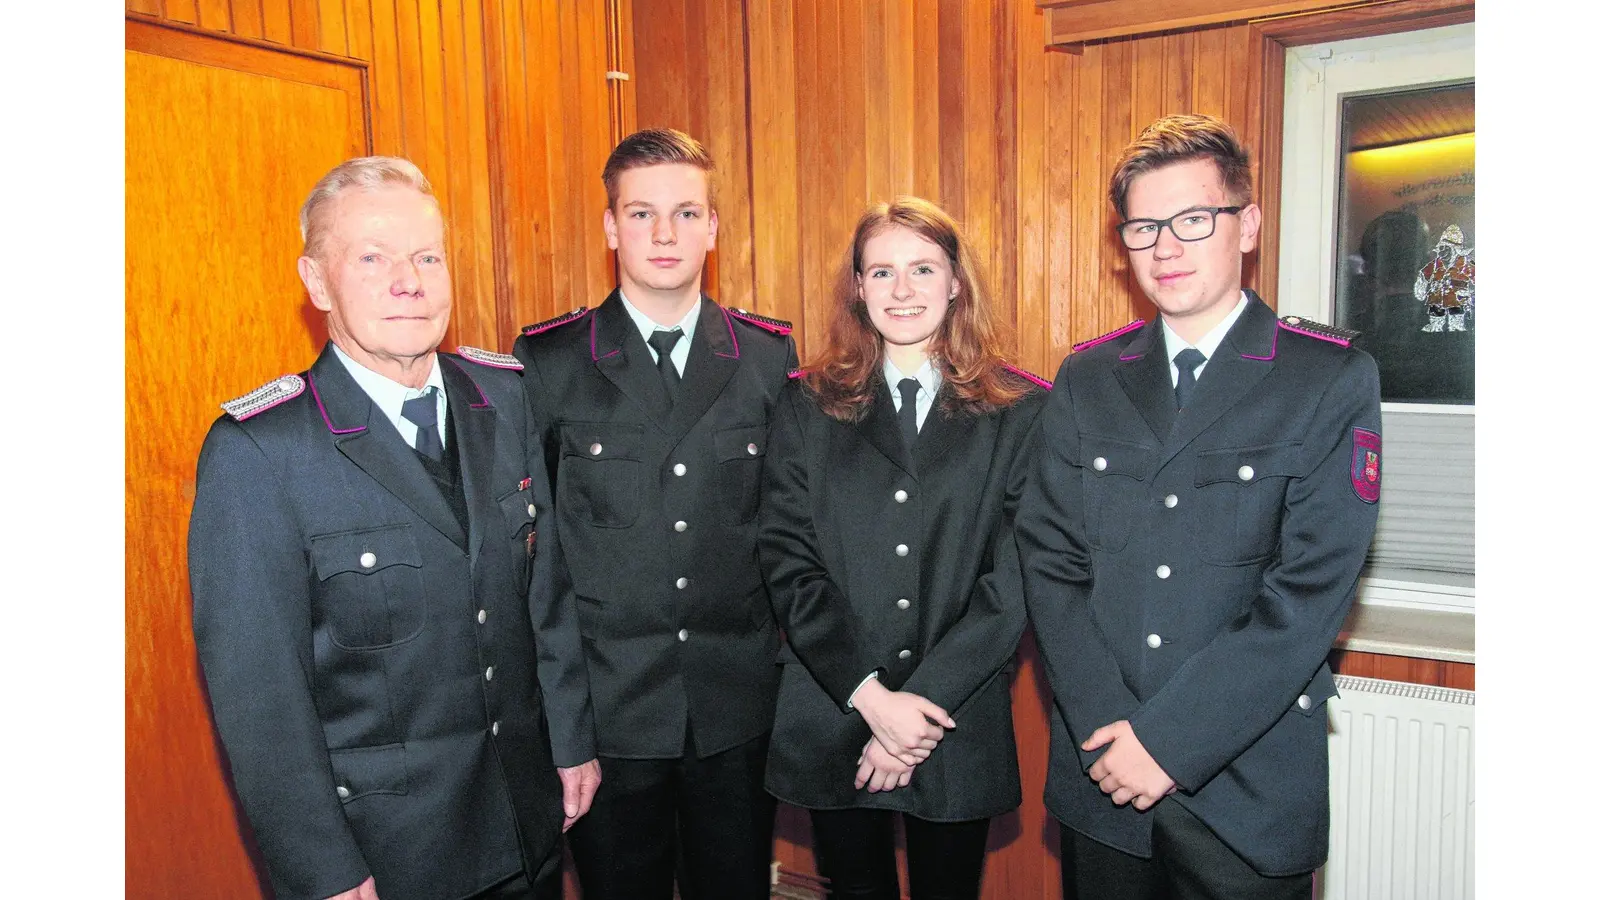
left=1278, top=315, right=1357, bottom=347
left=521, top=306, right=590, bottom=336
left=1000, top=363, right=1052, bottom=390
left=727, top=308, right=793, bottom=335
left=1071, top=319, right=1145, bottom=353
left=787, top=369, right=807, bottom=380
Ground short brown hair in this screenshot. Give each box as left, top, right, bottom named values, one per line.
left=601, top=128, right=717, bottom=210
left=300, top=156, right=438, bottom=258
left=1108, top=114, right=1253, bottom=219
left=803, top=196, right=1029, bottom=421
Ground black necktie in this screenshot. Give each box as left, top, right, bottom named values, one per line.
left=897, top=377, right=921, bottom=448
left=647, top=328, right=684, bottom=405
left=401, top=387, right=443, bottom=460
left=1174, top=348, right=1206, bottom=411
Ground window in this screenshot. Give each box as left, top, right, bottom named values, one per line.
left=1278, top=23, right=1474, bottom=613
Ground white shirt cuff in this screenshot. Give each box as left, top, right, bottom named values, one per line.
left=845, top=671, right=881, bottom=710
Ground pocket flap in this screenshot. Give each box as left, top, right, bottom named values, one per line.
left=499, top=483, right=537, bottom=537
left=560, top=422, right=643, bottom=461
left=309, top=525, right=422, bottom=580
left=1079, top=434, right=1157, bottom=480
left=715, top=424, right=767, bottom=462
left=1195, top=441, right=1303, bottom=487
left=328, top=742, right=410, bottom=801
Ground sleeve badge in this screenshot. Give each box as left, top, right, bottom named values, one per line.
left=1350, top=427, right=1381, bottom=503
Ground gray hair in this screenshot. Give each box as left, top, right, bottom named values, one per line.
left=299, top=156, right=437, bottom=257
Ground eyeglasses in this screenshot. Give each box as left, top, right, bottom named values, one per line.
left=1117, top=206, right=1243, bottom=251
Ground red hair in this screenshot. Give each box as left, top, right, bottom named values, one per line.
left=803, top=197, right=1028, bottom=421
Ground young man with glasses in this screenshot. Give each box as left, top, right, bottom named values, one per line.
left=1017, top=114, right=1383, bottom=899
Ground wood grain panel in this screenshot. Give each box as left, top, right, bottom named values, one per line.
left=261, top=0, right=292, bottom=43
left=1330, top=650, right=1475, bottom=691
left=126, top=21, right=366, bottom=898
left=288, top=0, right=319, bottom=49
left=231, top=0, right=265, bottom=38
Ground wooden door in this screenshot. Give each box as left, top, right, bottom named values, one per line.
left=126, top=20, right=368, bottom=898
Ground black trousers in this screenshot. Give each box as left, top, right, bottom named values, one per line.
left=1059, top=800, right=1313, bottom=900
left=809, top=807, right=991, bottom=900
left=566, top=730, right=776, bottom=900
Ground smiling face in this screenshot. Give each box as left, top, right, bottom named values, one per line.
left=1123, top=157, right=1261, bottom=342
left=603, top=163, right=718, bottom=308
left=298, top=184, right=451, bottom=384
left=856, top=225, right=959, bottom=366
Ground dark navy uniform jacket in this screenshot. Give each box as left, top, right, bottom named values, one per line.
left=513, top=291, right=797, bottom=759
left=189, top=345, right=592, bottom=900
left=759, top=372, right=1045, bottom=821
left=1017, top=292, right=1382, bottom=876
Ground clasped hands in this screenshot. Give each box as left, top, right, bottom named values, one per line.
left=1082, top=719, right=1177, bottom=811
left=849, top=678, right=954, bottom=794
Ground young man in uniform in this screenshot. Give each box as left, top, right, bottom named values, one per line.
left=513, top=129, right=797, bottom=900
left=1018, top=114, right=1382, bottom=899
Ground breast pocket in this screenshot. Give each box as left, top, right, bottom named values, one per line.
left=1079, top=435, right=1158, bottom=553
left=558, top=422, right=644, bottom=528
left=1193, top=441, right=1303, bottom=564
left=714, top=424, right=767, bottom=525
left=309, top=524, right=425, bottom=650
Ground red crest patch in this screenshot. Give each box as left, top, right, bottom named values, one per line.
left=1350, top=428, right=1381, bottom=503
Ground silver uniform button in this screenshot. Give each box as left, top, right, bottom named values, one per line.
left=491, top=721, right=500, bottom=736
left=590, top=443, right=603, bottom=455
left=895, top=544, right=909, bottom=557
left=673, top=463, right=686, bottom=476
left=897, top=598, right=910, bottom=610
left=894, top=489, right=908, bottom=503
left=678, top=628, right=689, bottom=642
left=477, top=609, right=487, bottom=624
left=359, top=551, right=377, bottom=568
left=336, top=785, right=351, bottom=799
left=484, top=666, right=494, bottom=681
left=747, top=442, right=759, bottom=455
left=1156, top=564, right=1171, bottom=579
left=528, top=503, right=537, bottom=518
left=1238, top=465, right=1255, bottom=481
left=1146, top=633, right=1162, bottom=649
left=897, top=649, right=912, bottom=660
left=1093, top=457, right=1107, bottom=471
left=674, top=520, right=687, bottom=532
left=1297, top=694, right=1312, bottom=710
left=1164, top=494, right=1178, bottom=509
left=676, top=577, right=689, bottom=589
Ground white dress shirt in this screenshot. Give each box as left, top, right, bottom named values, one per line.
left=619, top=289, right=701, bottom=377
left=332, top=342, right=448, bottom=451
left=1161, top=291, right=1250, bottom=387
left=883, top=355, right=943, bottom=433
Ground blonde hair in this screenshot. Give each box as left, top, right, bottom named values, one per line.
left=300, top=156, right=437, bottom=257
left=601, top=128, right=717, bottom=210
left=1108, top=114, right=1253, bottom=219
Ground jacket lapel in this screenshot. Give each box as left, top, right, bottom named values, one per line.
left=310, top=346, right=468, bottom=549
left=1114, top=323, right=1177, bottom=442
left=1157, top=291, right=1279, bottom=464
left=440, top=355, right=499, bottom=565
left=912, top=386, right=967, bottom=473
left=664, top=298, right=740, bottom=440
left=856, top=374, right=915, bottom=476
left=590, top=291, right=674, bottom=431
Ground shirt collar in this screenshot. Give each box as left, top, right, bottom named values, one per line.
left=618, top=289, right=701, bottom=346
left=882, top=355, right=942, bottom=399
left=331, top=342, right=445, bottom=420
left=1162, top=291, right=1250, bottom=363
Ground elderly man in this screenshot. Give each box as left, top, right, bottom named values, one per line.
left=188, top=156, right=599, bottom=900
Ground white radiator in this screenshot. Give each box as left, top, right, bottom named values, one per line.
left=1317, top=675, right=1476, bottom=900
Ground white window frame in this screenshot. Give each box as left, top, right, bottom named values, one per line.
left=1277, top=23, right=1475, bottom=615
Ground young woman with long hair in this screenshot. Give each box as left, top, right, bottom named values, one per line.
left=759, top=196, right=1050, bottom=900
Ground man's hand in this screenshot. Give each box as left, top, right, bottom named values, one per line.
left=557, top=759, right=602, bottom=832
left=854, top=737, right=914, bottom=793
left=1083, top=720, right=1177, bottom=811
left=852, top=679, right=954, bottom=766
left=325, top=876, right=379, bottom=900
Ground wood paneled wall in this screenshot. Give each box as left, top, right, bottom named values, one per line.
left=125, top=0, right=617, bottom=350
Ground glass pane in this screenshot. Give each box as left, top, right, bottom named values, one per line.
left=1333, top=82, right=1474, bottom=404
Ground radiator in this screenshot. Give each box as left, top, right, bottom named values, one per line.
left=1317, top=675, right=1476, bottom=900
